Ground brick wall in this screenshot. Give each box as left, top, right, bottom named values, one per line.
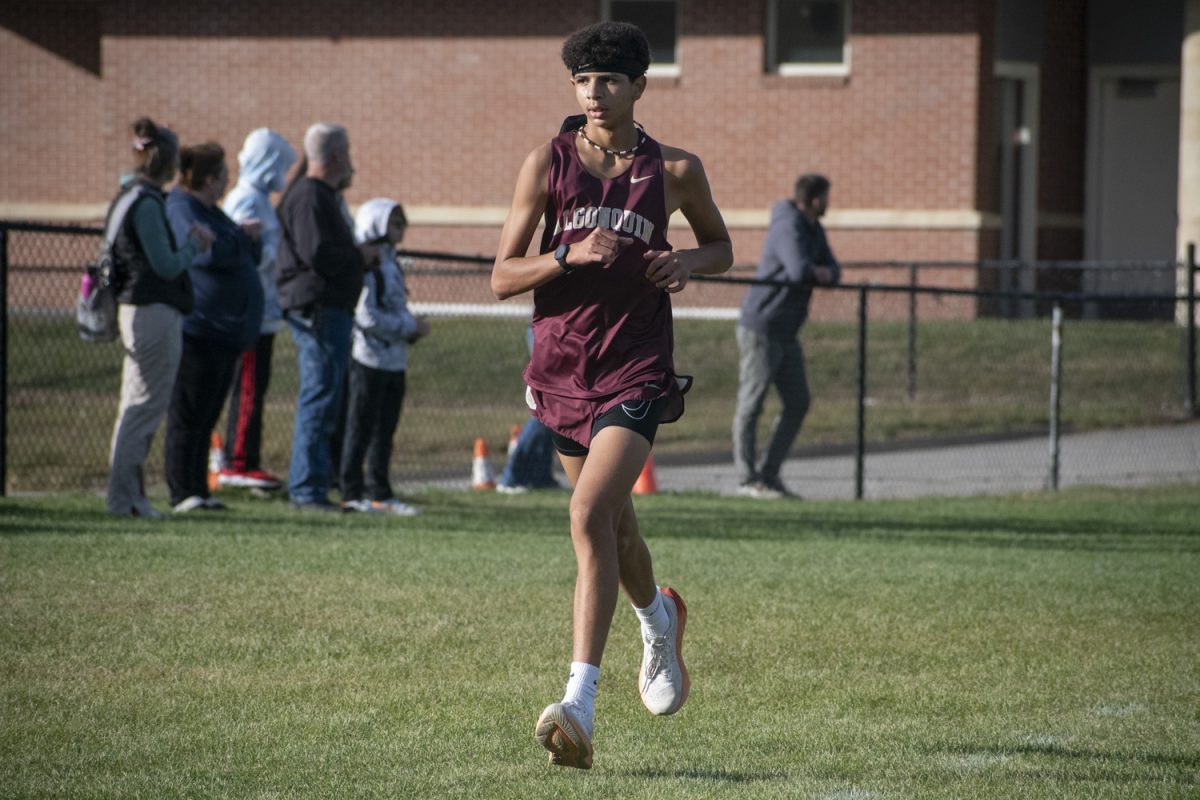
left=3, top=0, right=1016, bottom=314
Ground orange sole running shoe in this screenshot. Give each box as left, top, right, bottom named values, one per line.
left=534, top=702, right=593, bottom=769
left=638, top=586, right=690, bottom=715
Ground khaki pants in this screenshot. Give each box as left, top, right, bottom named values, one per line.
left=106, top=303, right=182, bottom=515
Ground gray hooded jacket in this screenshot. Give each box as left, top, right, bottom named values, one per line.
left=222, top=129, right=297, bottom=335
left=739, top=199, right=841, bottom=339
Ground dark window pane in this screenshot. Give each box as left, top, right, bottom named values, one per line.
left=610, top=0, right=677, bottom=65
left=776, top=0, right=845, bottom=64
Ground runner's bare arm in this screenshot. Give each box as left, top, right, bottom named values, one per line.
left=643, top=149, right=733, bottom=293
left=491, top=145, right=636, bottom=300
left=491, top=145, right=557, bottom=300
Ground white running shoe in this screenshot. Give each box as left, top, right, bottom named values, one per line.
left=172, top=496, right=207, bottom=513
left=534, top=702, right=593, bottom=770
left=341, top=499, right=378, bottom=513
left=638, top=587, right=690, bottom=715
left=371, top=499, right=420, bottom=516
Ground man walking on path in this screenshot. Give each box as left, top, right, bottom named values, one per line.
left=733, top=173, right=840, bottom=499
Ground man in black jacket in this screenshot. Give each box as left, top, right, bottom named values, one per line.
left=277, top=122, right=374, bottom=511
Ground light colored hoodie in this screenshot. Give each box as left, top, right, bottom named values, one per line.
left=352, top=198, right=420, bottom=372
left=222, top=128, right=297, bottom=335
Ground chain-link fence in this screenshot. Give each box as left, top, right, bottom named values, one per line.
left=2, top=220, right=1197, bottom=498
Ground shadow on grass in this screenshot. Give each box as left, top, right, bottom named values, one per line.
left=624, top=767, right=790, bottom=783
left=936, top=743, right=1200, bottom=785
left=3, top=491, right=1199, bottom=555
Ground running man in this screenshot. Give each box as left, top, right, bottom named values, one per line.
left=490, top=21, right=733, bottom=770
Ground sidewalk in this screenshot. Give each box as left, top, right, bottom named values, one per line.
left=655, top=421, right=1200, bottom=500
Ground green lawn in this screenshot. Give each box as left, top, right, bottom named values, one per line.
left=6, top=312, right=1195, bottom=492
left=2, top=486, right=1198, bottom=798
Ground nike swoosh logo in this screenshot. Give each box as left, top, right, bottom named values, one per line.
left=630, top=174, right=653, bottom=184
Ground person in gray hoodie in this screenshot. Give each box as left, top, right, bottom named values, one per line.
left=339, top=198, right=429, bottom=514
left=733, top=173, right=840, bottom=499
left=218, top=128, right=298, bottom=490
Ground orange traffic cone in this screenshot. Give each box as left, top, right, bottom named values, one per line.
left=471, top=437, right=497, bottom=490
left=207, top=432, right=225, bottom=492
left=507, top=424, right=521, bottom=457
left=632, top=451, right=658, bottom=495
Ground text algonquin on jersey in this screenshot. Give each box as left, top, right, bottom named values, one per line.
left=554, top=206, right=656, bottom=245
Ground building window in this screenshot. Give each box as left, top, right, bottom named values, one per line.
left=767, top=0, right=851, bottom=76
left=604, top=0, right=680, bottom=77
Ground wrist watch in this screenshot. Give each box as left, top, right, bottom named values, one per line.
left=554, top=243, right=574, bottom=272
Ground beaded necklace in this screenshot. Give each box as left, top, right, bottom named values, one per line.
left=577, top=123, right=646, bottom=158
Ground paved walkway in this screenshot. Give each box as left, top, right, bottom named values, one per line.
left=423, top=421, right=1199, bottom=500
left=656, top=421, right=1200, bottom=499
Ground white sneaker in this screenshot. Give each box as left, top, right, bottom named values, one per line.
left=172, top=496, right=207, bottom=513
left=341, top=499, right=378, bottom=513
left=638, top=587, right=690, bottom=715
left=736, top=480, right=788, bottom=499
left=534, top=702, right=593, bottom=770
left=371, top=499, right=419, bottom=516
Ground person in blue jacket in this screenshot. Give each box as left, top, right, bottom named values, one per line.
left=165, top=142, right=265, bottom=512
left=732, top=173, right=841, bottom=499
left=218, top=129, right=297, bottom=491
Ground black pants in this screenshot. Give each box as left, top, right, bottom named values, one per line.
left=339, top=362, right=406, bottom=502
left=165, top=334, right=240, bottom=504
left=223, top=332, right=275, bottom=472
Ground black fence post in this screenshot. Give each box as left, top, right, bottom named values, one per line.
left=906, top=262, right=917, bottom=400
left=1187, top=243, right=1197, bottom=417
left=855, top=286, right=868, bottom=500
left=0, top=223, right=7, bottom=497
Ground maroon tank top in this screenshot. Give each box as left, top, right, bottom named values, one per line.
left=524, top=128, right=676, bottom=400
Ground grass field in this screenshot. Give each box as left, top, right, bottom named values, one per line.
left=6, top=312, right=1194, bottom=491
left=2, top=486, right=1198, bottom=798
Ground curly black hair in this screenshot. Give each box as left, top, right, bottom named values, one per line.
left=561, top=21, right=651, bottom=77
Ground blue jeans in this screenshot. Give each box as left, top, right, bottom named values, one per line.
left=287, top=307, right=352, bottom=504
left=500, top=415, right=559, bottom=488
left=500, top=323, right=559, bottom=489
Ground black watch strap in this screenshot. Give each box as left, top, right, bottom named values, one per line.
left=555, top=243, right=574, bottom=272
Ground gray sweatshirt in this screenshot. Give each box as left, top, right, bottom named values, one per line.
left=738, top=199, right=840, bottom=338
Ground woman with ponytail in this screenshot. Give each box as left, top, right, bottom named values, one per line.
left=105, top=117, right=214, bottom=518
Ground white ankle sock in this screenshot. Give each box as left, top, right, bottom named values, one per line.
left=562, top=661, right=599, bottom=737
left=634, top=588, right=669, bottom=637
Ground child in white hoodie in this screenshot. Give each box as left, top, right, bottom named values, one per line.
left=339, top=199, right=429, bottom=514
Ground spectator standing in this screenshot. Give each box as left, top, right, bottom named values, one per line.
left=165, top=143, right=265, bottom=512
left=732, top=173, right=840, bottom=499
left=218, top=128, right=298, bottom=491
left=106, top=117, right=213, bottom=518
left=276, top=123, right=370, bottom=511
left=496, top=323, right=562, bottom=493
left=339, top=199, right=429, bottom=515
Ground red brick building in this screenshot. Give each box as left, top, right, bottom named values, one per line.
left=0, top=0, right=1187, bottom=314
